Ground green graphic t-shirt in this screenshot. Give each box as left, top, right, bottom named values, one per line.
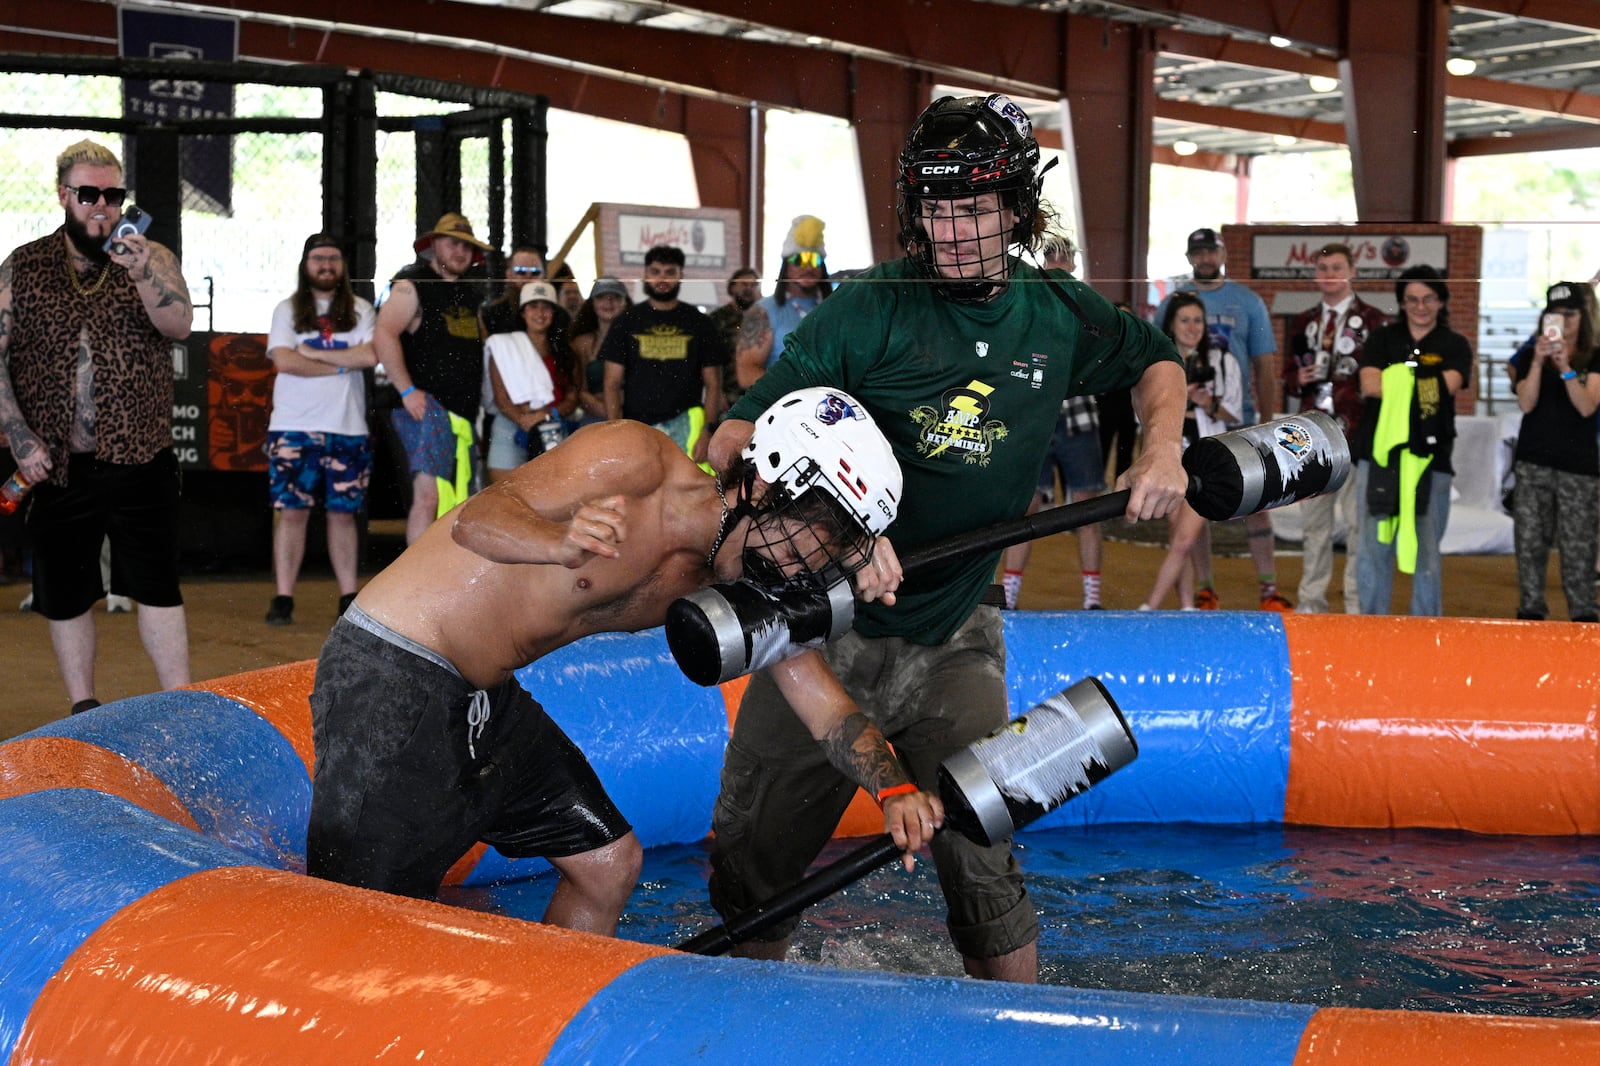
left=731, top=257, right=1179, bottom=644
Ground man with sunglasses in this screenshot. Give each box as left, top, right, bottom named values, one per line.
left=480, top=246, right=549, bottom=338
left=734, top=215, right=832, bottom=391
left=0, top=139, right=194, bottom=717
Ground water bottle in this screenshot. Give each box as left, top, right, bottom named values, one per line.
left=0, top=470, right=32, bottom=516
left=536, top=412, right=565, bottom=455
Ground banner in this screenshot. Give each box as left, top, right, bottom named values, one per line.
left=118, top=5, right=238, bottom=214
left=172, top=332, right=273, bottom=472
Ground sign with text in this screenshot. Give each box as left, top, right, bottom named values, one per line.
left=600, top=203, right=740, bottom=274
left=1249, top=233, right=1451, bottom=280
left=173, top=332, right=273, bottom=472
left=119, top=5, right=238, bottom=213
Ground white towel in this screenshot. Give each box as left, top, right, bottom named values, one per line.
left=484, top=332, right=556, bottom=409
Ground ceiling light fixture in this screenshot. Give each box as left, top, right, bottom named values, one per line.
left=1268, top=35, right=1291, bottom=48
left=1272, top=134, right=1299, bottom=147
left=1446, top=56, right=1477, bottom=76
left=1307, top=75, right=1339, bottom=93
left=1172, top=139, right=1199, bottom=156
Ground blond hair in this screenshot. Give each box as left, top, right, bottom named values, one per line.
left=56, top=140, right=122, bottom=186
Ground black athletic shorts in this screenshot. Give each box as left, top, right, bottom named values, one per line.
left=27, top=450, right=183, bottom=620
left=307, top=608, right=632, bottom=898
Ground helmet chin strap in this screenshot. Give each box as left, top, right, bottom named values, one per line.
left=706, top=470, right=759, bottom=572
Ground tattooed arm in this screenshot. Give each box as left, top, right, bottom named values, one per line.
left=770, top=649, right=944, bottom=868
left=0, top=253, right=52, bottom=484
left=733, top=303, right=773, bottom=390
left=108, top=234, right=192, bottom=340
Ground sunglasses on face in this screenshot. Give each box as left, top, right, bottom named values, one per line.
left=64, top=184, right=128, bottom=207
left=512, top=265, right=544, bottom=275
left=784, top=251, right=824, bottom=269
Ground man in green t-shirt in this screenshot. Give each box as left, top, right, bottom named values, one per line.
left=705, top=93, right=1188, bottom=982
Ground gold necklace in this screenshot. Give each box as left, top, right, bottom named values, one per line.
left=64, top=246, right=109, bottom=296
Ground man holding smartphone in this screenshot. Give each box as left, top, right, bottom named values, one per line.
left=0, top=138, right=194, bottom=716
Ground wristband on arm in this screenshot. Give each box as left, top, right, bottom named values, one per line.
left=874, top=782, right=918, bottom=806
left=1562, top=370, right=1577, bottom=381
left=399, top=385, right=416, bottom=398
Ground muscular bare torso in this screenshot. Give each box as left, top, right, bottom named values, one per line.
left=355, top=421, right=732, bottom=688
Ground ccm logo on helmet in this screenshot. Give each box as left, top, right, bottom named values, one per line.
left=915, top=163, right=965, bottom=177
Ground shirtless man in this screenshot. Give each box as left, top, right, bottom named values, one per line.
left=306, top=387, right=937, bottom=936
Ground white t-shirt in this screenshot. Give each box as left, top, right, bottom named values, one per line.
left=266, top=295, right=375, bottom=437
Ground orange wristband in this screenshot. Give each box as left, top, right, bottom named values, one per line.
left=875, top=782, right=918, bottom=806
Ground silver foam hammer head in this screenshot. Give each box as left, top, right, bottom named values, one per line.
left=937, top=677, right=1138, bottom=848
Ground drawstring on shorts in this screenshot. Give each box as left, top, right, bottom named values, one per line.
left=466, top=689, right=490, bottom=760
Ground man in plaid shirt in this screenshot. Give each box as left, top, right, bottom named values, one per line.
left=1000, top=392, right=1108, bottom=609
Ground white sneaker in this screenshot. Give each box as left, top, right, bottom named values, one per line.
left=1137, top=603, right=1153, bottom=612
left=1180, top=606, right=1201, bottom=612
left=18, top=591, right=32, bottom=612
left=107, top=595, right=133, bottom=614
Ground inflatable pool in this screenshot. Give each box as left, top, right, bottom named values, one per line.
left=1, top=612, right=1597, bottom=1062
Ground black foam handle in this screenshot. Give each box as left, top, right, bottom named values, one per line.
left=898, top=478, right=1222, bottom=578
left=676, top=834, right=902, bottom=956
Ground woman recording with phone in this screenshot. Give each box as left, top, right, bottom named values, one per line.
left=1138, top=292, right=1240, bottom=611
left=1508, top=281, right=1600, bottom=622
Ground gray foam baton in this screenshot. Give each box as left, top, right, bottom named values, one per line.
left=676, top=676, right=1136, bottom=956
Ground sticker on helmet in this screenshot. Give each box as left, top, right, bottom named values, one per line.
left=814, top=392, right=862, bottom=425
left=987, top=94, right=1032, bottom=141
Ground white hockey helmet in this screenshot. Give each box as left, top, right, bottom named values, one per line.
left=738, top=388, right=901, bottom=589
left=744, top=387, right=901, bottom=536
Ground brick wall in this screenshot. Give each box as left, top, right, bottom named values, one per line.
left=1220, top=223, right=1483, bottom=412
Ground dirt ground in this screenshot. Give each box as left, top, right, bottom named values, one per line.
left=0, top=514, right=1571, bottom=741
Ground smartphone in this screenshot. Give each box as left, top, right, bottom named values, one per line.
left=105, top=204, right=152, bottom=253
left=1542, top=311, right=1564, bottom=342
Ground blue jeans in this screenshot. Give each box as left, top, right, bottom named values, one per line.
left=1356, top=459, right=1453, bottom=616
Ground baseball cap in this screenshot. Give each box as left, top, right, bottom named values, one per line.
left=591, top=276, right=629, bottom=299
left=303, top=233, right=344, bottom=258
left=1186, top=227, right=1221, bottom=253
left=1544, top=282, right=1587, bottom=313
left=519, top=281, right=560, bottom=308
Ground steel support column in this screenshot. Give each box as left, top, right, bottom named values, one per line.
left=850, top=58, right=928, bottom=267
left=685, top=96, right=758, bottom=265
left=1064, top=18, right=1154, bottom=305
left=1341, top=0, right=1449, bottom=221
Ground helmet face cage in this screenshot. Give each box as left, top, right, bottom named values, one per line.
left=896, top=94, right=1041, bottom=304
left=741, top=458, right=876, bottom=593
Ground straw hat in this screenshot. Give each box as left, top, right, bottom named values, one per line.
left=412, top=212, right=490, bottom=261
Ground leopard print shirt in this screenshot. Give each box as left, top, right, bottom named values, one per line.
left=7, top=230, right=173, bottom=485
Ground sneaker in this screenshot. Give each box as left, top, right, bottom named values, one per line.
left=1085, top=602, right=1104, bottom=611
left=338, top=592, right=357, bottom=616
left=265, top=595, right=295, bottom=626
left=1516, top=609, right=1546, bottom=621
left=1194, top=588, right=1219, bottom=611
left=1180, top=605, right=1200, bottom=612
left=1136, top=603, right=1153, bottom=612
left=106, top=594, right=133, bottom=614
left=70, top=698, right=101, bottom=716
left=1259, top=592, right=1294, bottom=613
left=1572, top=612, right=1598, bottom=624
